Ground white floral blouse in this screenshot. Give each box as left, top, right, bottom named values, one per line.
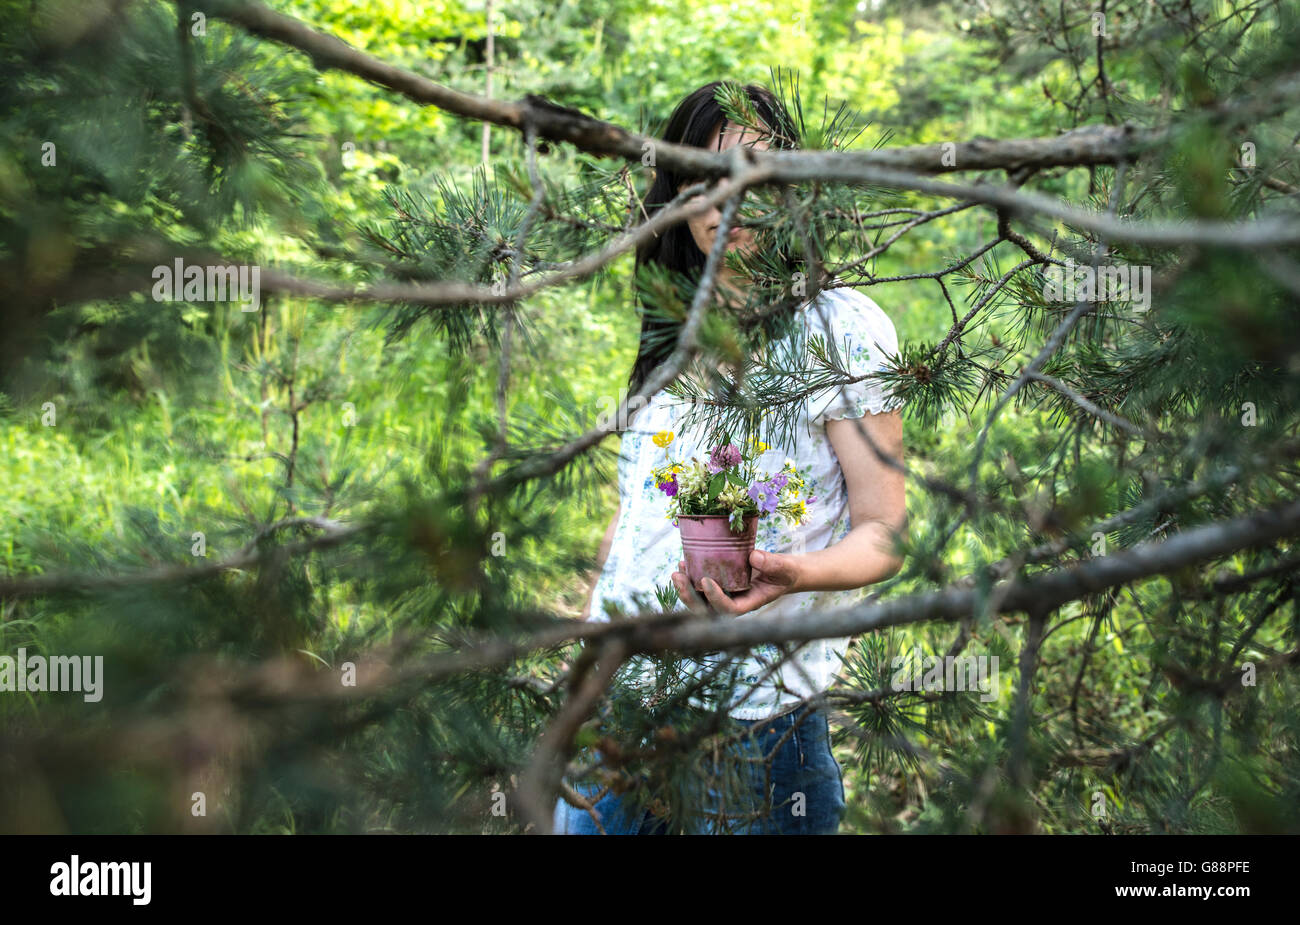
left=587, top=286, right=906, bottom=720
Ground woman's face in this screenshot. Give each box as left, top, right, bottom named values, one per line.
left=679, top=119, right=769, bottom=258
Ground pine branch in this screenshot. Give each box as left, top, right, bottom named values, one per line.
left=182, top=497, right=1300, bottom=709
left=180, top=2, right=1300, bottom=250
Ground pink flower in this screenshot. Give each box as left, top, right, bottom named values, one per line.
left=709, top=443, right=742, bottom=469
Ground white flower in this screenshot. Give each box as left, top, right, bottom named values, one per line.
left=718, top=483, right=748, bottom=509
left=677, top=460, right=709, bottom=498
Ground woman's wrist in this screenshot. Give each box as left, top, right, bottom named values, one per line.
left=784, top=552, right=809, bottom=595
left=752, top=549, right=807, bottom=597
left=784, top=523, right=902, bottom=594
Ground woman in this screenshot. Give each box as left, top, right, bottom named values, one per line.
left=555, top=81, right=907, bottom=835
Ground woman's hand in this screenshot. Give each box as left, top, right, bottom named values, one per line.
left=671, top=549, right=802, bottom=617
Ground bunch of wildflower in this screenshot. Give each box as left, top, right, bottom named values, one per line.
left=650, top=431, right=811, bottom=532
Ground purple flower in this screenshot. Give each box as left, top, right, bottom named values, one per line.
left=659, top=474, right=679, bottom=497
left=806, top=494, right=817, bottom=504
left=769, top=472, right=789, bottom=491
left=747, top=480, right=779, bottom=515
left=709, top=443, right=742, bottom=470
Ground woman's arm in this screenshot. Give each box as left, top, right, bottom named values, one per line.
left=790, top=409, right=906, bottom=592
left=579, top=501, right=621, bottom=621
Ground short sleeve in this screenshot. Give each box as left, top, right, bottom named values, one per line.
left=806, top=289, right=904, bottom=426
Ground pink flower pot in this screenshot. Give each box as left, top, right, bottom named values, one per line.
left=677, top=514, right=758, bottom=594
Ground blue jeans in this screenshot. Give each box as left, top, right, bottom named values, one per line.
left=553, top=706, right=846, bottom=834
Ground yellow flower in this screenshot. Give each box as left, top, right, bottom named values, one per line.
left=652, top=431, right=674, bottom=448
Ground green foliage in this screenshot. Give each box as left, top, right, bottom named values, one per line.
left=0, top=0, right=1298, bottom=836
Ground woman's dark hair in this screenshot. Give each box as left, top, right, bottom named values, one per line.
left=626, top=81, right=800, bottom=399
